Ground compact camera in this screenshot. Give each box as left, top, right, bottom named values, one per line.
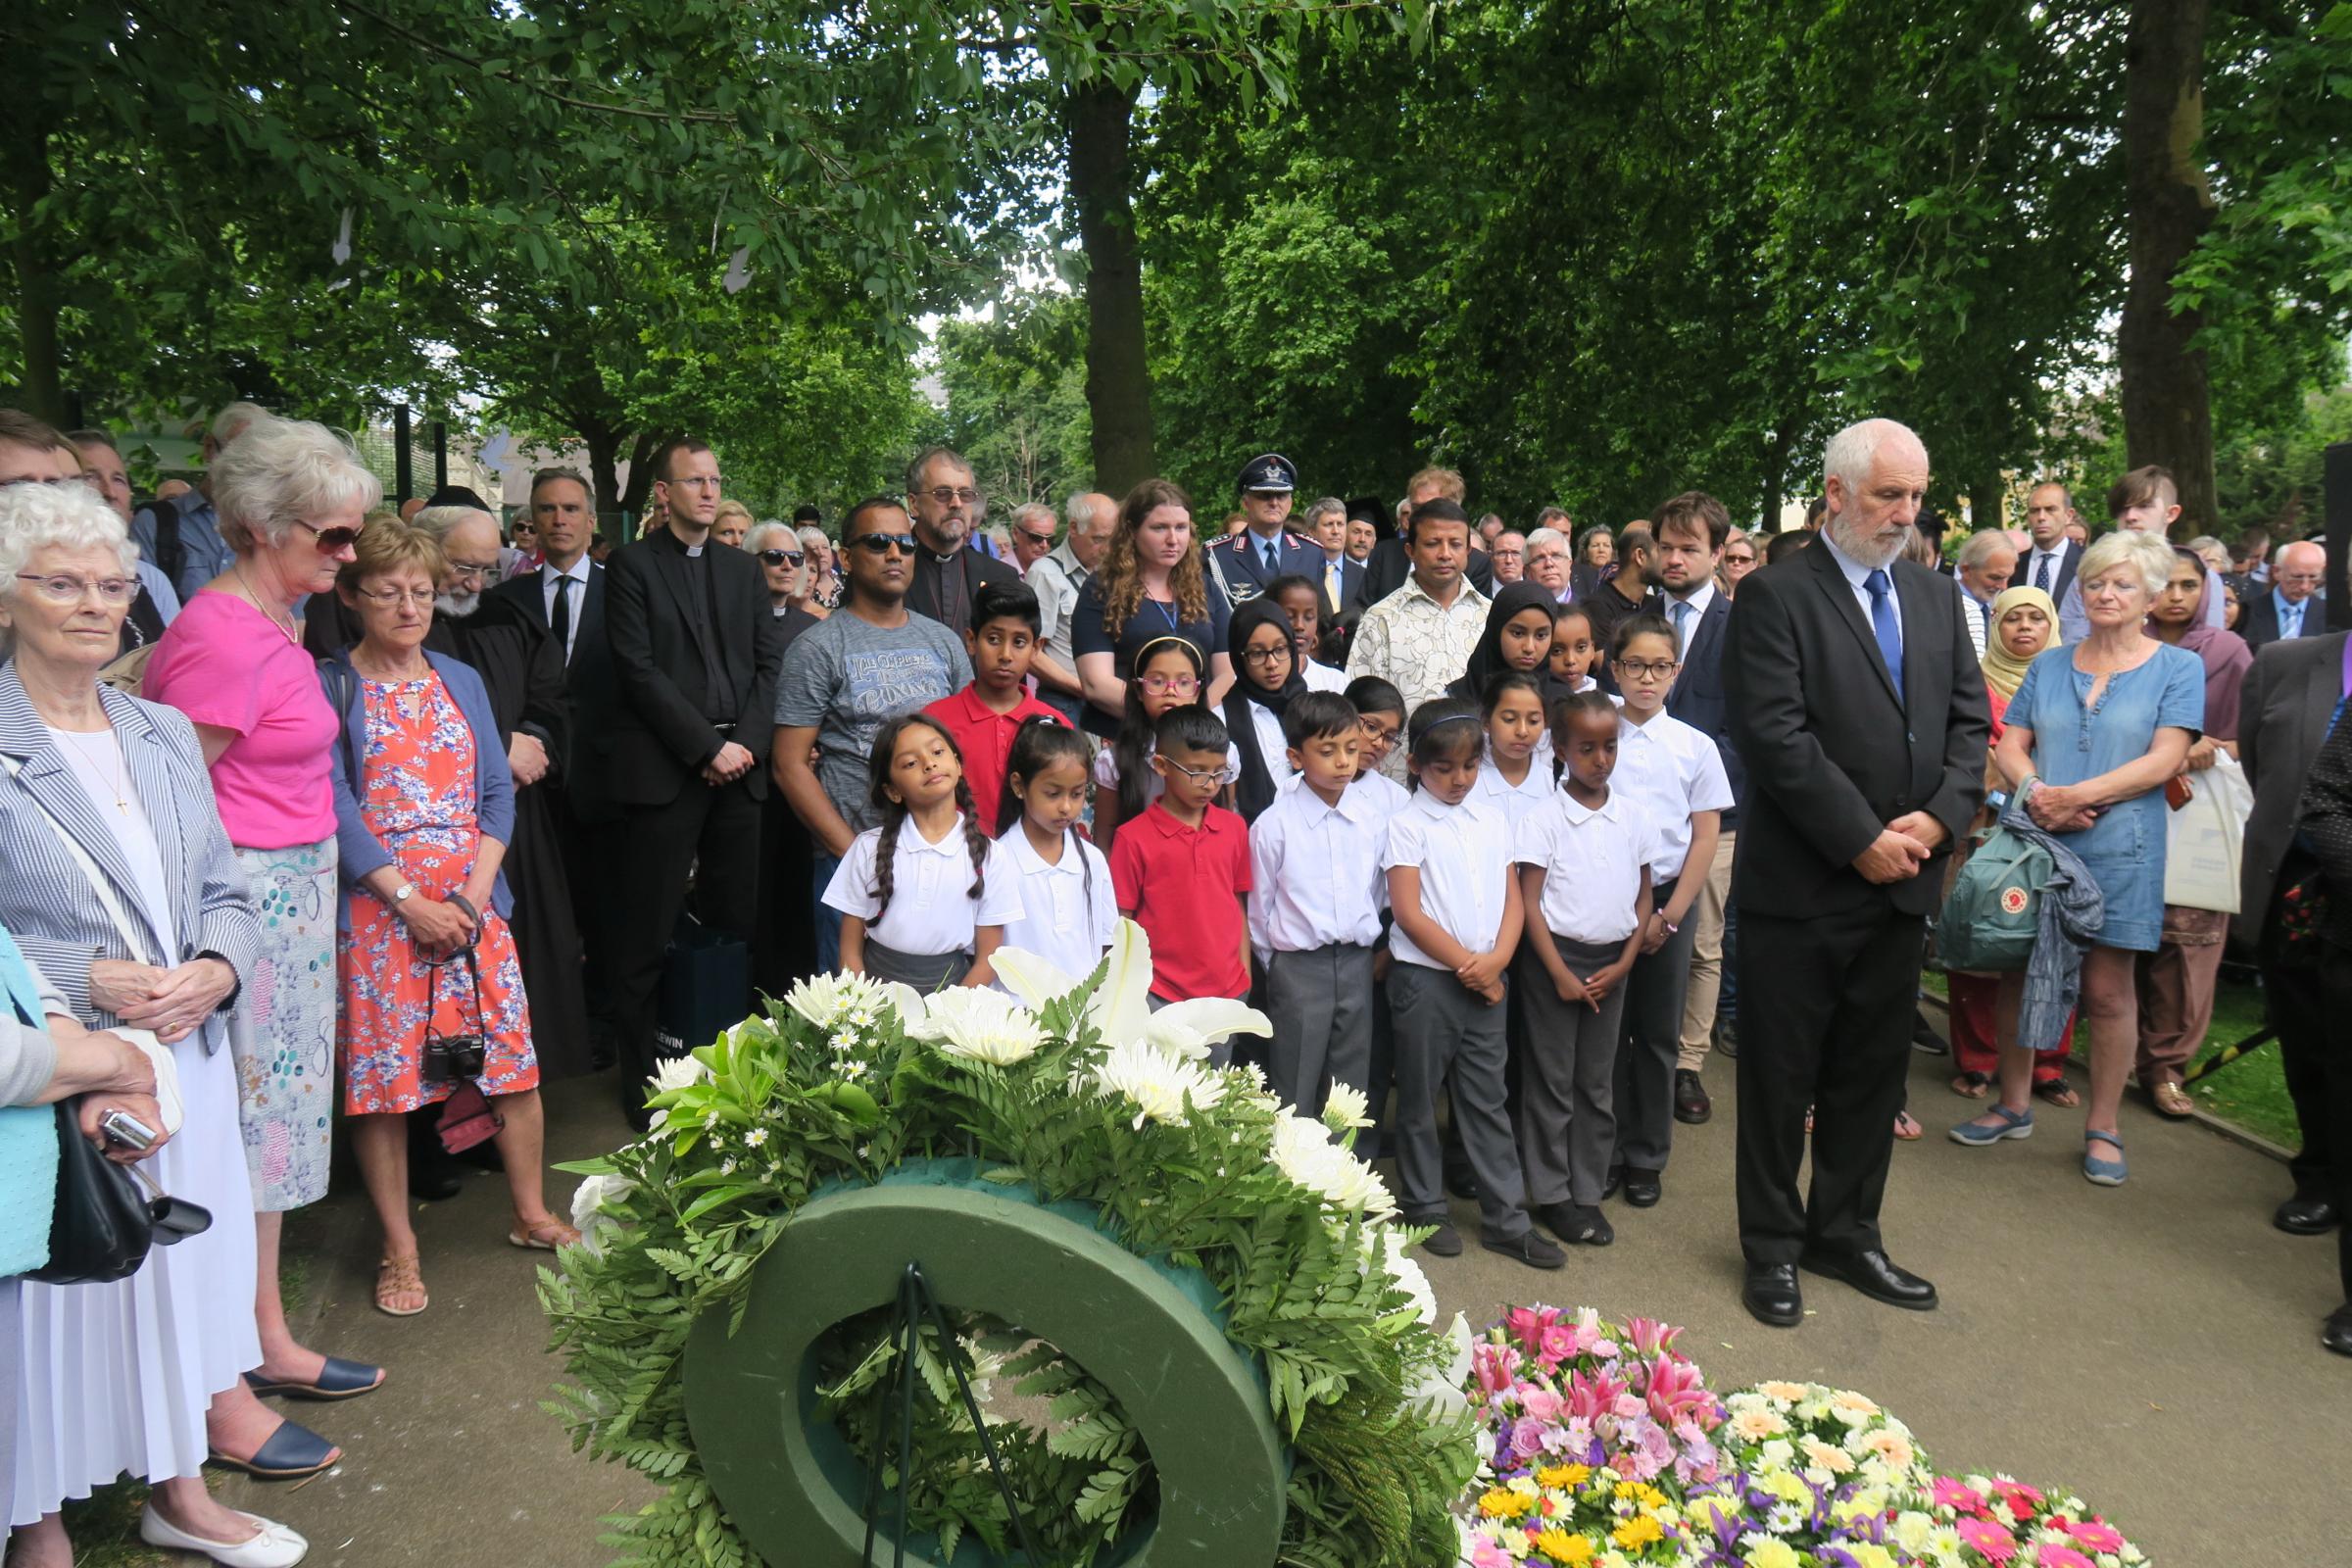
left=422, top=1032, right=487, bottom=1084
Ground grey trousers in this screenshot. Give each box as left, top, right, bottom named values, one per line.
left=1263, top=944, right=1374, bottom=1117
left=1515, top=936, right=1630, bottom=1207
left=1615, top=882, right=1697, bottom=1174
left=861, top=938, right=972, bottom=993
left=1388, top=962, right=1529, bottom=1239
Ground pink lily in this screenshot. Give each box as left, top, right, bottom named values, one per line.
left=1506, top=1304, right=1564, bottom=1349
left=1624, top=1316, right=1682, bottom=1358
left=1474, top=1342, right=1523, bottom=1396
left=1642, top=1355, right=1718, bottom=1430
left=1564, top=1367, right=1628, bottom=1422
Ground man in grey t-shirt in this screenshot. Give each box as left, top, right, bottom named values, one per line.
left=772, top=497, right=971, bottom=968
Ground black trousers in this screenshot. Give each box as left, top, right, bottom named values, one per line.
left=607, top=775, right=763, bottom=1090
left=2268, top=917, right=2352, bottom=1301
left=1735, top=902, right=1922, bottom=1265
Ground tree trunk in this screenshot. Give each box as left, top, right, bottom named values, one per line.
left=1066, top=79, right=1154, bottom=495
left=3, top=110, right=62, bottom=424
left=617, top=431, right=661, bottom=522
left=579, top=419, right=624, bottom=531
left=2119, top=0, right=2216, bottom=538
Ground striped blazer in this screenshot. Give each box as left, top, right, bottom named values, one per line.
left=0, top=661, right=259, bottom=1042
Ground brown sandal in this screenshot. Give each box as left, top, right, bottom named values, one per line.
left=509, top=1215, right=582, bottom=1250
left=2149, top=1082, right=2194, bottom=1119
left=375, top=1254, right=428, bottom=1317
left=2034, top=1077, right=2082, bottom=1109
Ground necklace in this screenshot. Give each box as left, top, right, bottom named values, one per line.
left=57, top=726, right=129, bottom=814
left=233, top=564, right=301, bottom=645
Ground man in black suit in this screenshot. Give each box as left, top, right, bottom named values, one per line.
left=600, top=440, right=786, bottom=1110
left=1302, top=495, right=1368, bottom=613
left=2239, top=540, right=2328, bottom=652
left=1725, top=417, right=1989, bottom=1328
left=2017, top=479, right=2082, bottom=611
left=1360, top=466, right=1494, bottom=605
left=1653, top=493, right=1743, bottom=1125
left=2236, top=626, right=2352, bottom=1352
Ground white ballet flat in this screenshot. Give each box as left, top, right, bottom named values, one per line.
left=140, top=1504, right=310, bottom=1567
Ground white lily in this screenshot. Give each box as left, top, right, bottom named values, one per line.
left=567, top=1171, right=637, bottom=1260
left=909, top=987, right=1046, bottom=1066
left=1405, top=1311, right=1474, bottom=1422
left=644, top=1054, right=713, bottom=1131
left=998, top=919, right=1271, bottom=1060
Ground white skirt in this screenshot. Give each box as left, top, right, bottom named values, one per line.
left=11, top=1024, right=261, bottom=1522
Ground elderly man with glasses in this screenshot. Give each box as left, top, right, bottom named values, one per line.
left=2242, top=539, right=2328, bottom=651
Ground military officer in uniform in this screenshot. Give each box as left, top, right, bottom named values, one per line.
left=1214, top=453, right=1323, bottom=608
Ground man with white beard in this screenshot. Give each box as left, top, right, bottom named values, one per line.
left=1723, top=417, right=1989, bottom=1330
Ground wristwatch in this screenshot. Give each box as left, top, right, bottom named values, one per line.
left=391, top=882, right=415, bottom=905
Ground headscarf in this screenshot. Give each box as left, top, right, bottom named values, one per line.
left=1222, top=597, right=1306, bottom=821
left=1445, top=582, right=1559, bottom=703
left=1981, top=585, right=2061, bottom=706
left=2160, top=545, right=2253, bottom=741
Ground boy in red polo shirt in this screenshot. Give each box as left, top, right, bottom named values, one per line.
left=924, top=579, right=1068, bottom=831
left=1108, top=705, right=1252, bottom=1057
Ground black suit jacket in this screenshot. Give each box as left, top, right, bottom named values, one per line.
left=1665, top=589, right=1743, bottom=826
left=600, top=531, right=784, bottom=808
left=907, top=545, right=1019, bottom=633
left=1725, top=542, right=1989, bottom=919
left=1362, top=536, right=1494, bottom=606
left=487, top=563, right=617, bottom=814
left=2236, top=630, right=2350, bottom=945
left=2019, top=540, right=2081, bottom=609
left=2235, top=590, right=2328, bottom=654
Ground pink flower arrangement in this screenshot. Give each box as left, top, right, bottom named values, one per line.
left=1464, top=1306, right=1727, bottom=1491
left=1925, top=1469, right=2150, bottom=1568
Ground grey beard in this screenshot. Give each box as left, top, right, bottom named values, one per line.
left=436, top=588, right=481, bottom=619
left=1825, top=513, right=1906, bottom=571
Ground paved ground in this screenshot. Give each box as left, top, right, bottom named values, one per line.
left=217, top=1037, right=2347, bottom=1567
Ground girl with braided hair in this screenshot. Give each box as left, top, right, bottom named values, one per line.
left=821, top=713, right=1021, bottom=989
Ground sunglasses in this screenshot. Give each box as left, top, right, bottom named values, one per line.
left=849, top=532, right=917, bottom=556
left=759, top=549, right=806, bottom=566
left=294, top=518, right=364, bottom=553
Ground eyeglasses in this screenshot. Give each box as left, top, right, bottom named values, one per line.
left=759, top=549, right=805, bottom=566
left=1017, top=529, right=1055, bottom=546
left=1725, top=552, right=1756, bottom=565
left=849, top=532, right=917, bottom=556
left=355, top=586, right=436, bottom=607
left=446, top=558, right=499, bottom=580
left=1137, top=673, right=1199, bottom=695
left=1614, top=659, right=1680, bottom=681
left=923, top=487, right=981, bottom=507
left=1241, top=645, right=1292, bottom=666
left=14, top=572, right=135, bottom=605
left=293, top=518, right=364, bottom=553
left=1161, top=757, right=1237, bottom=785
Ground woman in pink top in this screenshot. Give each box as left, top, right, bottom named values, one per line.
left=145, top=416, right=383, bottom=1480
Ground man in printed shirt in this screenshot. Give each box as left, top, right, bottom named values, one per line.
left=1346, top=498, right=1491, bottom=779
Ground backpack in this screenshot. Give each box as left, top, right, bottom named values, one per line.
left=1936, top=823, right=2052, bottom=974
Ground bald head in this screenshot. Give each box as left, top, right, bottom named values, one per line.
left=1065, top=490, right=1116, bottom=571
left=2275, top=540, right=2326, bottom=605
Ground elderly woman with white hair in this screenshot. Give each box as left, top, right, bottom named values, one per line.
left=143, top=416, right=385, bottom=1481
left=0, top=483, right=313, bottom=1565
left=793, top=523, right=837, bottom=616
left=1951, top=529, right=2203, bottom=1186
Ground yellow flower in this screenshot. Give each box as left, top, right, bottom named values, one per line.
left=1849, top=1546, right=1897, bottom=1568
left=1531, top=1527, right=1595, bottom=1564
left=1759, top=1471, right=1810, bottom=1506
left=1538, top=1462, right=1594, bottom=1491
left=1609, top=1515, right=1664, bottom=1550
left=1479, top=1487, right=1533, bottom=1520
left=1742, top=1543, right=1799, bottom=1568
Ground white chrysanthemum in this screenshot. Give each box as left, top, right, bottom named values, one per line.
left=911, top=987, right=1047, bottom=1066
left=1270, top=1112, right=1397, bottom=1217
left=643, top=1054, right=713, bottom=1130
left=1322, top=1082, right=1373, bottom=1131
left=783, top=972, right=861, bottom=1028
left=569, top=1171, right=635, bottom=1258
left=785, top=971, right=926, bottom=1032
left=1091, top=1038, right=1225, bottom=1129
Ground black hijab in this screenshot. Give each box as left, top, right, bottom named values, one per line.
left=1446, top=581, right=1565, bottom=704
left=1223, top=597, right=1306, bottom=821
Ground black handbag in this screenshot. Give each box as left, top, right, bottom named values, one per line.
left=28, top=1101, right=212, bottom=1286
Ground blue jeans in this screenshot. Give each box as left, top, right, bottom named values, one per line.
left=812, top=851, right=844, bottom=972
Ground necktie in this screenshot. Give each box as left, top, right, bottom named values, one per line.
left=1262, top=537, right=1280, bottom=577
left=2034, top=552, right=2052, bottom=594
left=551, top=573, right=574, bottom=659
left=1865, top=568, right=1903, bottom=698
left=1325, top=562, right=1343, bottom=613
left=1671, top=597, right=1692, bottom=654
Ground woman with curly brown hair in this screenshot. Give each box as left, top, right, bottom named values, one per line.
left=1070, top=478, right=1235, bottom=734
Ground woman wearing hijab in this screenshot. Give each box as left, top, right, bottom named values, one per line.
left=1944, top=585, right=2080, bottom=1103
left=1445, top=581, right=1560, bottom=704
left=2135, top=546, right=2255, bottom=1117
left=1222, top=598, right=1305, bottom=822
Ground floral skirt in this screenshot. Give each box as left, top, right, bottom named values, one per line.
left=229, top=840, right=338, bottom=1211
left=338, top=828, right=537, bottom=1116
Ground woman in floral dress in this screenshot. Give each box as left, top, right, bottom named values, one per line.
left=323, top=522, right=576, bottom=1316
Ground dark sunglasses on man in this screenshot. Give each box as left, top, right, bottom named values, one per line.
left=758, top=548, right=805, bottom=566
left=848, top=532, right=917, bottom=556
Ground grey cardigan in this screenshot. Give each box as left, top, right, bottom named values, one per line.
left=0, top=954, right=68, bottom=1105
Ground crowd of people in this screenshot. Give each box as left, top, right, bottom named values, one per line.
left=0, top=401, right=2345, bottom=1565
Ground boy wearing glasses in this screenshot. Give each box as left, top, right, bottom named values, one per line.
left=1601, top=612, right=1730, bottom=1211
left=773, top=496, right=973, bottom=970
left=1107, top=706, right=1252, bottom=1054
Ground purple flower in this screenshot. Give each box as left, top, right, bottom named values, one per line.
left=1511, top=1416, right=1551, bottom=1457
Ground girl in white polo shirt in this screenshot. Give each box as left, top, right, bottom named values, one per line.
left=993, top=717, right=1115, bottom=981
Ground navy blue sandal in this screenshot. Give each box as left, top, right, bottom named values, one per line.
left=208, top=1417, right=340, bottom=1480
left=244, top=1356, right=384, bottom=1401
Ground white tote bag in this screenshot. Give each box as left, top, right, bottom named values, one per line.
left=2162, top=752, right=2254, bottom=913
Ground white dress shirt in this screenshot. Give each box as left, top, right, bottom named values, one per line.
left=1381, top=794, right=1511, bottom=969
left=1468, top=749, right=1554, bottom=827
left=823, top=814, right=1023, bottom=955
left=1665, top=580, right=1716, bottom=659
left=1301, top=660, right=1351, bottom=694
left=992, top=824, right=1116, bottom=980
left=1610, top=710, right=1733, bottom=884
left=1243, top=701, right=1299, bottom=787
left=2024, top=543, right=2069, bottom=598
left=1819, top=531, right=1903, bottom=653
left=541, top=556, right=594, bottom=662
left=1249, top=782, right=1388, bottom=957
left=1345, top=768, right=1410, bottom=821
left=1516, top=788, right=1656, bottom=945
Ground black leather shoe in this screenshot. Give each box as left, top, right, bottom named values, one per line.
left=1417, top=1220, right=1463, bottom=1257
left=1481, top=1228, right=1567, bottom=1270
left=1623, top=1168, right=1662, bottom=1207
left=1600, top=1165, right=1625, bottom=1200
left=2275, top=1194, right=2340, bottom=1236
left=1674, top=1070, right=1712, bottom=1125
left=409, top=1167, right=463, bottom=1202
left=1540, top=1202, right=1614, bottom=1247
left=1799, top=1248, right=1938, bottom=1311
left=1741, top=1263, right=1802, bottom=1327
left=1910, top=1011, right=1949, bottom=1055
left=1445, top=1166, right=1482, bottom=1201
left=2324, top=1306, right=2352, bottom=1357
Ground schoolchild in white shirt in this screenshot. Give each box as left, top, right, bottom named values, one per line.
left=1382, top=698, right=1563, bottom=1272
left=993, top=717, right=1115, bottom=982
left=1513, top=689, right=1656, bottom=1249
left=1268, top=574, right=1353, bottom=693
left=824, top=713, right=1023, bottom=990
left=1601, top=613, right=1732, bottom=1209
left=1343, top=675, right=1411, bottom=1161
left=1249, top=692, right=1385, bottom=1115
left=1468, top=670, right=1555, bottom=825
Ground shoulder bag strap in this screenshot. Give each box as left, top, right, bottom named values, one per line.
left=0, top=755, right=157, bottom=965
